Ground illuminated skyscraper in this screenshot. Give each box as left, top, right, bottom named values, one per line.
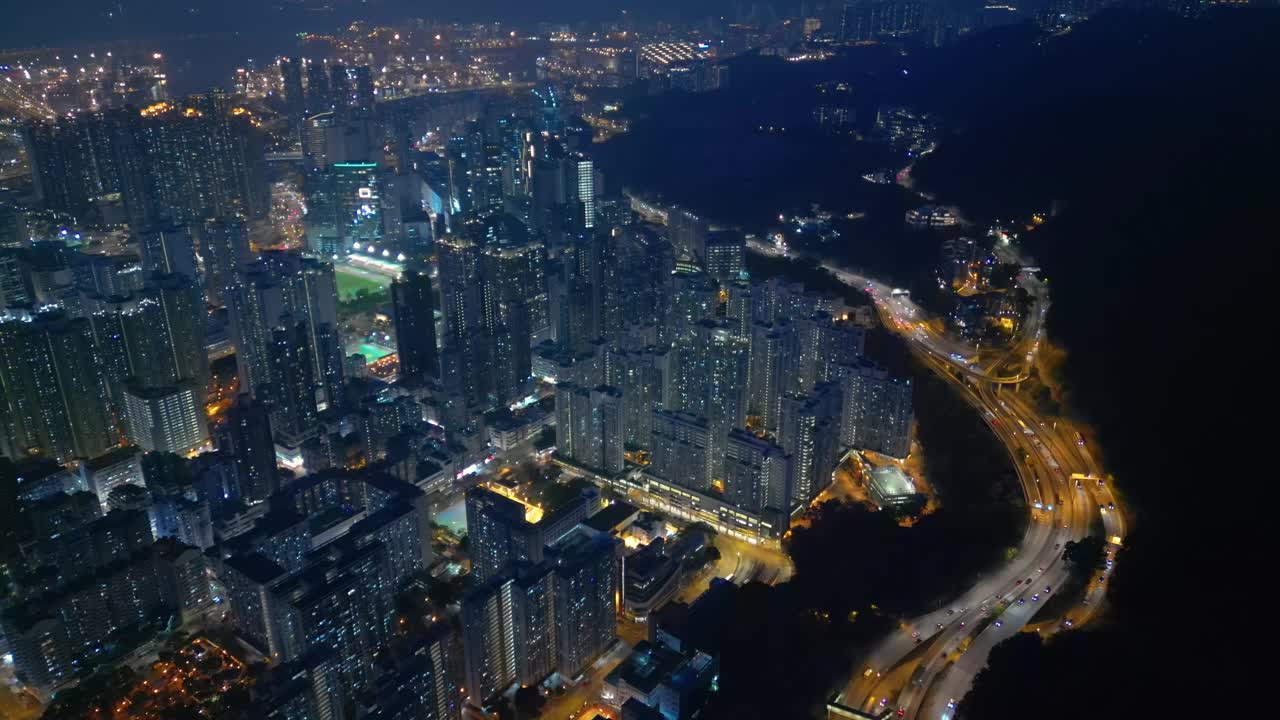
left=270, top=542, right=397, bottom=709
left=567, top=153, right=596, bottom=230
left=703, top=230, right=745, bottom=281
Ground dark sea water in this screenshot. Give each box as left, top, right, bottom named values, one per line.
left=155, top=30, right=304, bottom=96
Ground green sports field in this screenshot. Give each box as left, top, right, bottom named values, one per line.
left=335, top=267, right=391, bottom=301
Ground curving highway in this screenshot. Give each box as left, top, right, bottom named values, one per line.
left=837, top=270, right=1126, bottom=720
left=744, top=238, right=1125, bottom=719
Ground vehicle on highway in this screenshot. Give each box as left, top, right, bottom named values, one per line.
left=911, top=631, right=921, bottom=639
left=1018, top=598, right=1025, bottom=604
left=1032, top=594, right=1040, bottom=602
left=947, top=699, right=956, bottom=710
left=1044, top=586, right=1052, bottom=593
left=994, top=620, right=1003, bottom=628
left=1075, top=431, right=1086, bottom=446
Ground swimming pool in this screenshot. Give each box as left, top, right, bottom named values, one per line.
left=352, top=342, right=395, bottom=362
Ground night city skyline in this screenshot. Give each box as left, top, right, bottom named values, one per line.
left=0, top=2, right=1272, bottom=719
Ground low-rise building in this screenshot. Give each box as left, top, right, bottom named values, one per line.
left=867, top=465, right=918, bottom=509
left=603, top=640, right=718, bottom=720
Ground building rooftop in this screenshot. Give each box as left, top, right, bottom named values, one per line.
left=224, top=552, right=287, bottom=585
left=85, top=445, right=141, bottom=470
left=608, top=640, right=686, bottom=695
left=582, top=501, right=639, bottom=535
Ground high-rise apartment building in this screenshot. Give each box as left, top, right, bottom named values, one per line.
left=122, top=380, right=208, bottom=454
left=0, top=311, right=117, bottom=461
left=555, top=383, right=626, bottom=475
left=460, top=575, right=519, bottom=703
left=549, top=528, right=619, bottom=678
left=746, top=321, right=794, bottom=434
left=222, top=394, right=278, bottom=503
left=648, top=411, right=712, bottom=493
left=390, top=263, right=441, bottom=387
left=567, top=153, right=596, bottom=230
left=137, top=223, right=197, bottom=279
left=703, top=230, right=745, bottom=281
left=267, top=321, right=319, bottom=447
left=280, top=58, right=305, bottom=119
left=840, top=359, right=913, bottom=458
left=606, top=347, right=673, bottom=449
left=672, top=320, right=748, bottom=483
left=723, top=429, right=791, bottom=514
left=200, top=216, right=253, bottom=306
left=228, top=253, right=344, bottom=416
